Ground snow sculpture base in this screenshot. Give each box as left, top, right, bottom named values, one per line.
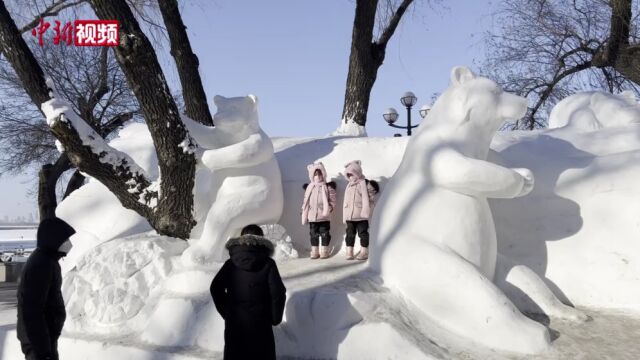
left=53, top=235, right=450, bottom=359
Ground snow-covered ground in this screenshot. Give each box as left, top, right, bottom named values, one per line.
left=2, top=259, right=640, bottom=359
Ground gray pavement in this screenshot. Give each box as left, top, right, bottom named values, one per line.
left=0, top=282, right=17, bottom=309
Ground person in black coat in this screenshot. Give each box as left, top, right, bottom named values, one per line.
left=17, top=217, right=75, bottom=360
left=210, top=224, right=287, bottom=360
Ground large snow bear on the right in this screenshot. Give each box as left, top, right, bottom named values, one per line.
left=548, top=90, right=640, bottom=130
left=370, top=67, right=585, bottom=354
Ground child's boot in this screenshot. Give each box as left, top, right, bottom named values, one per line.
left=346, top=246, right=355, bottom=260
left=310, top=246, right=320, bottom=259
left=320, top=246, right=330, bottom=259
left=356, top=247, right=369, bottom=260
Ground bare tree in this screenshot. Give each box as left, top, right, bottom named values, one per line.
left=337, top=0, right=415, bottom=132
left=484, top=0, right=640, bottom=129
left=0, top=0, right=200, bottom=238
left=0, top=11, right=139, bottom=219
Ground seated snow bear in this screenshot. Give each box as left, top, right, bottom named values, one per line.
left=548, top=90, right=640, bottom=130
left=181, top=95, right=283, bottom=264
left=370, top=67, right=586, bottom=355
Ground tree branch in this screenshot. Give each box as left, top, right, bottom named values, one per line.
left=0, top=0, right=155, bottom=225
left=375, top=0, right=414, bottom=48
left=19, top=0, right=87, bottom=34
left=99, top=111, right=132, bottom=137
left=526, top=60, right=593, bottom=129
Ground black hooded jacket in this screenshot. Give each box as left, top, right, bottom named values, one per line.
left=210, top=234, right=286, bottom=360
left=17, top=217, right=75, bottom=358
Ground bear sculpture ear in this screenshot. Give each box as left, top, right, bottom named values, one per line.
left=247, top=94, right=259, bottom=106
left=355, top=160, right=362, bottom=165
left=213, top=95, right=226, bottom=107
left=451, top=66, right=476, bottom=86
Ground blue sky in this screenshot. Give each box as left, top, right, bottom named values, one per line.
left=0, top=0, right=494, bottom=220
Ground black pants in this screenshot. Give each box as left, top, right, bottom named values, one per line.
left=21, top=341, right=59, bottom=360
left=309, top=221, right=331, bottom=246
left=345, top=220, right=369, bottom=247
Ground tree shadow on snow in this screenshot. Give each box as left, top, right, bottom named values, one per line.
left=490, top=135, right=595, bottom=305
left=274, top=266, right=449, bottom=360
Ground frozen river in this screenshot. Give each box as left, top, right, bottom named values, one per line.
left=0, top=226, right=36, bottom=252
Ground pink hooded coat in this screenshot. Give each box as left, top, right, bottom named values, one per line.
left=343, top=160, right=376, bottom=223
left=301, top=162, right=337, bottom=224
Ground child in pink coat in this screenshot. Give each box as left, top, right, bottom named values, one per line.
left=343, top=160, right=378, bottom=260
left=301, top=162, right=337, bottom=259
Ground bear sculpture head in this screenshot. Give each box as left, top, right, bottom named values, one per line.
left=212, top=94, right=261, bottom=143
left=424, top=67, right=527, bottom=145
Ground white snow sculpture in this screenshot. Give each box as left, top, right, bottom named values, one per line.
left=181, top=95, right=284, bottom=264
left=548, top=90, right=640, bottom=130
left=370, top=66, right=585, bottom=354
left=62, top=235, right=187, bottom=334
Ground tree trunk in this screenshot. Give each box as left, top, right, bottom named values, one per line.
left=37, top=154, right=72, bottom=220
left=341, top=0, right=379, bottom=127
left=340, top=0, right=414, bottom=128
left=611, top=46, right=640, bottom=85
left=592, top=0, right=640, bottom=85
left=63, top=170, right=86, bottom=199
left=90, top=0, right=197, bottom=238
left=158, top=0, right=213, bottom=126
left=607, top=0, right=640, bottom=84
left=0, top=3, right=50, bottom=107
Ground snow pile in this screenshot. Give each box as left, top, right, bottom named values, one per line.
left=548, top=90, right=640, bottom=130
left=330, top=119, right=368, bottom=137
left=261, top=224, right=299, bottom=261
left=62, top=234, right=187, bottom=335
left=491, top=124, right=640, bottom=310
left=56, top=122, right=156, bottom=245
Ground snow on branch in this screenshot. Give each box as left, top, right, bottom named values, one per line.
left=41, top=82, right=157, bottom=209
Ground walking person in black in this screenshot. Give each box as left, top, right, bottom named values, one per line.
left=17, top=217, right=75, bottom=360
left=210, top=224, right=287, bottom=360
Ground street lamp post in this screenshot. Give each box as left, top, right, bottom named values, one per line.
left=383, top=91, right=429, bottom=136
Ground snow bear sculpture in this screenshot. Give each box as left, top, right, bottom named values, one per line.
left=181, top=95, right=284, bottom=264
left=370, top=67, right=554, bottom=354
left=548, top=90, right=640, bottom=130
